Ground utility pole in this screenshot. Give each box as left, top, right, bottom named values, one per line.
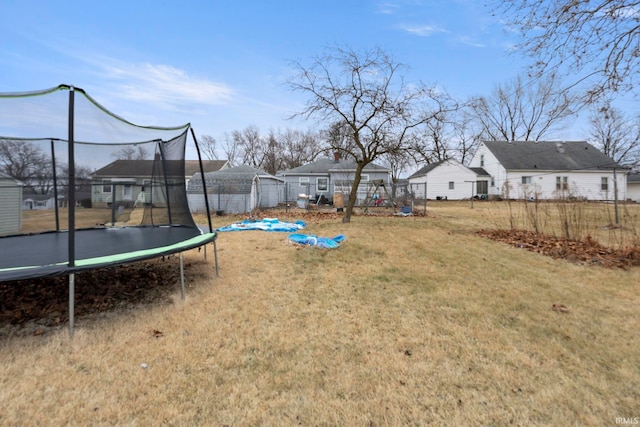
left=465, top=180, right=475, bottom=208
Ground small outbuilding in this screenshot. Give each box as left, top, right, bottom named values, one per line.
left=408, top=158, right=490, bottom=200
left=628, top=172, right=640, bottom=202
left=187, top=165, right=284, bottom=214
left=0, top=172, right=23, bottom=235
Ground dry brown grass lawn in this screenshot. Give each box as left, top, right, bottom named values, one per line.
left=1, top=202, right=639, bottom=425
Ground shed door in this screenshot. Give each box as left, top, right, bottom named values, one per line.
left=476, top=180, right=488, bottom=195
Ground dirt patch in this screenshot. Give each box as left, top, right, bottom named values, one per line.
left=0, top=258, right=187, bottom=337
left=478, top=228, right=640, bottom=269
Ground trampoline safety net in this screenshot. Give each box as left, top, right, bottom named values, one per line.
left=0, top=84, right=215, bottom=281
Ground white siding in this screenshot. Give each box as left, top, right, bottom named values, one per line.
left=468, top=144, right=506, bottom=197
left=469, top=143, right=626, bottom=200
left=409, top=160, right=480, bottom=200
left=0, top=178, right=22, bottom=235
left=504, top=170, right=626, bottom=201
left=628, top=183, right=640, bottom=202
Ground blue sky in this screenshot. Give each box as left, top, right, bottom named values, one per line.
left=1, top=0, right=587, bottom=147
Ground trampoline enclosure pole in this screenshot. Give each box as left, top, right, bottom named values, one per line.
left=190, top=128, right=213, bottom=233
left=68, top=86, right=76, bottom=338
left=68, top=87, right=76, bottom=266
left=50, top=139, right=60, bottom=231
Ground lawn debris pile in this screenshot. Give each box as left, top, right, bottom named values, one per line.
left=478, top=229, right=640, bottom=269
left=0, top=259, right=185, bottom=336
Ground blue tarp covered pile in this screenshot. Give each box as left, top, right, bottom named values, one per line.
left=288, top=234, right=346, bottom=249
left=217, top=218, right=306, bottom=232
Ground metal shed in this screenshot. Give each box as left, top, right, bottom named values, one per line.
left=0, top=172, right=23, bottom=235
left=187, top=165, right=284, bottom=214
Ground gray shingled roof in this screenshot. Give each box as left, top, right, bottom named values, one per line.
left=628, top=173, right=640, bottom=183
left=483, top=141, right=620, bottom=171
left=92, top=160, right=227, bottom=177
left=189, top=165, right=278, bottom=194
left=281, top=157, right=389, bottom=175
left=408, top=159, right=490, bottom=179
left=0, top=172, right=23, bottom=185
left=408, top=160, right=446, bottom=179
left=469, top=167, right=490, bottom=177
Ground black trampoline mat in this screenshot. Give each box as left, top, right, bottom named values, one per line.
left=0, top=226, right=217, bottom=281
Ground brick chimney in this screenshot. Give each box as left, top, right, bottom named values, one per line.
left=334, top=151, right=340, bottom=162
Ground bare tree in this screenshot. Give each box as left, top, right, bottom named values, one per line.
left=468, top=74, right=576, bottom=141
left=233, top=125, right=265, bottom=169
left=199, top=135, right=219, bottom=160
left=261, top=130, right=284, bottom=176
left=492, top=0, right=640, bottom=102
left=380, top=149, right=412, bottom=184
left=112, top=145, right=149, bottom=160
left=221, top=132, right=240, bottom=166
left=0, top=139, right=51, bottom=193
left=589, top=101, right=640, bottom=167
left=288, top=46, right=445, bottom=222
left=409, top=106, right=457, bottom=164
left=279, top=128, right=323, bottom=170
left=451, top=108, right=484, bottom=164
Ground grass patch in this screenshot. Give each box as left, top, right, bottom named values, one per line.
left=0, top=203, right=639, bottom=425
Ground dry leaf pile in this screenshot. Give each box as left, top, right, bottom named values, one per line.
left=478, top=228, right=640, bottom=269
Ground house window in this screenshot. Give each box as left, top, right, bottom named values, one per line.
left=360, top=174, right=369, bottom=182
left=317, top=177, right=328, bottom=192
left=449, top=181, right=455, bottom=190
left=521, top=176, right=532, bottom=185
left=102, top=179, right=112, bottom=193
left=299, top=177, right=309, bottom=187
left=556, top=176, right=569, bottom=191
left=122, top=184, right=132, bottom=200
left=491, top=176, right=495, bottom=187
left=601, top=177, right=608, bottom=191
left=480, top=154, right=484, bottom=167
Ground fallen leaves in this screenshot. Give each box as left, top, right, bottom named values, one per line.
left=0, top=260, right=182, bottom=336
left=477, top=229, right=640, bottom=269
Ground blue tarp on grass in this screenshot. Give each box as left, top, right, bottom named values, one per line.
left=217, top=218, right=306, bottom=232
left=288, top=233, right=346, bottom=249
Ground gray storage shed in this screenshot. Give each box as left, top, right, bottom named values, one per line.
left=0, top=172, right=23, bottom=235
left=187, top=165, right=284, bottom=214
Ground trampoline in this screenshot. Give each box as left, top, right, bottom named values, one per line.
left=0, top=226, right=217, bottom=282
left=0, top=85, right=219, bottom=335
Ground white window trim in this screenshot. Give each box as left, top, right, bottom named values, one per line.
left=317, top=177, right=328, bottom=192
left=102, top=179, right=112, bottom=193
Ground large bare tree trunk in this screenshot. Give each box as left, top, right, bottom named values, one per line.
left=342, top=162, right=364, bottom=223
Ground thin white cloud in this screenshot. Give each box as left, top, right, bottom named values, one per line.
left=455, top=35, right=486, bottom=48
left=375, top=2, right=400, bottom=14
left=102, top=62, right=234, bottom=107
left=398, top=23, right=447, bottom=37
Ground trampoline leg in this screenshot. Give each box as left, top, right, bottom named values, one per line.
left=213, top=240, right=219, bottom=277
left=179, top=253, right=185, bottom=300
left=69, top=273, right=75, bottom=338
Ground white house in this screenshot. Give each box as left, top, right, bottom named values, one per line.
left=0, top=172, right=23, bottom=235
left=628, top=173, right=640, bottom=202
left=22, top=193, right=59, bottom=210
left=91, top=159, right=229, bottom=208
left=408, top=158, right=490, bottom=200
left=468, top=141, right=626, bottom=201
